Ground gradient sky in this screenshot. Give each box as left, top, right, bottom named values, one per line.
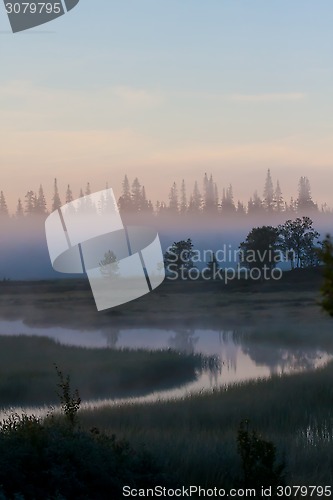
left=1, top=1, right=333, bottom=212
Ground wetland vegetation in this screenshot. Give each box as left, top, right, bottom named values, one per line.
left=0, top=268, right=332, bottom=494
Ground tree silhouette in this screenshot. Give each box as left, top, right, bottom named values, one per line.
left=85, top=182, right=91, bottom=196
left=36, top=185, right=47, bottom=215
left=180, top=179, right=187, bottom=215
left=131, top=177, right=143, bottom=213
left=164, top=239, right=196, bottom=278
left=118, top=174, right=133, bottom=213
left=168, top=181, right=179, bottom=213
left=263, top=169, right=274, bottom=212
left=297, top=176, right=317, bottom=213
left=65, top=184, right=73, bottom=204
left=24, top=190, right=35, bottom=215
left=237, top=420, right=285, bottom=490
left=240, top=226, right=280, bottom=273
left=141, top=185, right=152, bottom=213
left=52, top=178, right=62, bottom=212
left=0, top=169, right=329, bottom=221
left=188, top=181, right=202, bottom=214
left=0, top=191, right=8, bottom=217
left=203, top=173, right=217, bottom=212
left=278, top=217, right=320, bottom=269
left=318, top=235, right=333, bottom=317
left=274, top=180, right=284, bottom=212
left=99, top=250, right=119, bottom=278
left=16, top=198, right=24, bottom=217
left=221, top=185, right=236, bottom=214
left=237, top=200, right=246, bottom=216
left=248, top=191, right=263, bottom=215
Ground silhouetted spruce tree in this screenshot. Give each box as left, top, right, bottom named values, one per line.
left=288, top=197, right=297, bottom=214
left=248, top=191, right=263, bottom=215
left=221, top=185, right=236, bottom=214
left=102, top=187, right=117, bottom=214
left=263, top=169, right=274, bottom=212
left=188, top=181, right=202, bottom=214
left=83, top=182, right=95, bottom=213
left=297, top=176, right=317, bottom=213
left=168, top=181, right=179, bottom=213
left=274, top=180, right=284, bottom=213
left=118, top=175, right=133, bottom=213
left=65, top=184, right=73, bottom=204
left=24, top=190, right=35, bottom=215
left=214, top=183, right=219, bottom=210
left=0, top=191, right=8, bottom=217
left=141, top=187, right=153, bottom=214
left=36, top=185, right=47, bottom=215
left=203, top=173, right=217, bottom=212
left=237, top=200, right=246, bottom=216
left=75, top=188, right=85, bottom=215
left=131, top=177, right=143, bottom=212
left=85, top=182, right=91, bottom=196
left=16, top=198, right=24, bottom=217
left=180, top=179, right=187, bottom=215
left=146, top=199, right=154, bottom=213
left=52, top=178, right=62, bottom=212
left=158, top=201, right=168, bottom=215
left=141, top=185, right=147, bottom=207
left=140, top=186, right=153, bottom=214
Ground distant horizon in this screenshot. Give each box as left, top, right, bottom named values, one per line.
left=0, top=169, right=331, bottom=216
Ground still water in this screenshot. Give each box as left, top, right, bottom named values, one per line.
left=0, top=319, right=331, bottom=416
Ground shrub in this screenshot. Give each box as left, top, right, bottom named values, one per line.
left=0, top=368, right=174, bottom=499
left=237, top=420, right=285, bottom=492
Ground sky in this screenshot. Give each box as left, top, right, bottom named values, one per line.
left=1, top=0, right=333, bottom=212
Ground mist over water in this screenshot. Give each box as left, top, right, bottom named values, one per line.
left=0, top=210, right=332, bottom=280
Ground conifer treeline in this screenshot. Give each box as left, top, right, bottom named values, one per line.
left=0, top=170, right=330, bottom=218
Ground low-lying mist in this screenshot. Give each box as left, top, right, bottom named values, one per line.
left=0, top=211, right=332, bottom=280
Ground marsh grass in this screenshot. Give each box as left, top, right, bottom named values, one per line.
left=79, top=359, right=333, bottom=486
left=1, top=276, right=332, bottom=489
left=0, top=336, right=203, bottom=407
left=0, top=272, right=328, bottom=331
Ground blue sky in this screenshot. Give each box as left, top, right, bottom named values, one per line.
left=1, top=1, right=333, bottom=210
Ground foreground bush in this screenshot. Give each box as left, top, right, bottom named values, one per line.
left=0, top=368, right=174, bottom=499
left=0, top=369, right=286, bottom=498
left=0, top=412, right=172, bottom=500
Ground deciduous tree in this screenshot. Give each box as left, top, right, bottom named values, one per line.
left=278, top=217, right=320, bottom=269
left=239, top=226, right=280, bottom=274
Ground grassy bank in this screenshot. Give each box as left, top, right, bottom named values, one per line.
left=0, top=271, right=332, bottom=490
left=0, top=336, right=203, bottom=408
left=0, top=269, right=329, bottom=332
left=79, top=358, right=333, bottom=487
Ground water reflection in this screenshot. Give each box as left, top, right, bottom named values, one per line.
left=168, top=329, right=199, bottom=354
left=104, top=328, right=120, bottom=348
left=241, top=343, right=328, bottom=375
left=0, top=320, right=331, bottom=390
